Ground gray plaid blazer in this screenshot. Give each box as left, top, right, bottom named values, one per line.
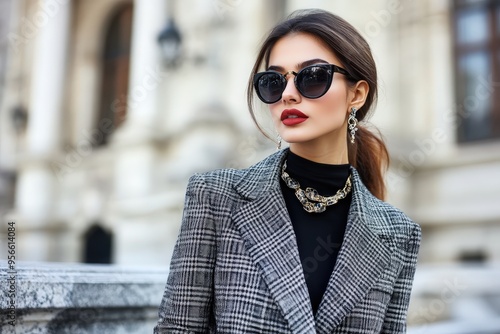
left=155, top=149, right=421, bottom=334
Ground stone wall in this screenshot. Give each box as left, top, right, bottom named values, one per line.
left=0, top=261, right=168, bottom=333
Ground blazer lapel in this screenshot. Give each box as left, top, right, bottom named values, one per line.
left=231, top=150, right=316, bottom=334
left=314, top=169, right=395, bottom=332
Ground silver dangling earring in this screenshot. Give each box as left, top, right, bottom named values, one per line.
left=348, top=107, right=358, bottom=144
left=276, top=134, right=282, bottom=150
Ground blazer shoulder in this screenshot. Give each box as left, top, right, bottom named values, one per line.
left=185, top=168, right=245, bottom=201
left=356, top=183, right=420, bottom=242
left=373, top=198, right=421, bottom=242
left=350, top=167, right=420, bottom=241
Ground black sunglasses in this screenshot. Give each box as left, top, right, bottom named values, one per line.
left=253, top=63, right=351, bottom=104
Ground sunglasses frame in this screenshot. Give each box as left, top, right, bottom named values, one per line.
left=253, top=63, right=351, bottom=104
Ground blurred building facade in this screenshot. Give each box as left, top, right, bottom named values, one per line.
left=0, top=0, right=285, bottom=266
left=0, top=0, right=499, bottom=279
left=1, top=0, right=500, bottom=329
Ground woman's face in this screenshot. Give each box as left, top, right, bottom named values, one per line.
left=267, top=32, right=356, bottom=160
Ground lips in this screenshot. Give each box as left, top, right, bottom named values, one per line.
left=281, top=109, right=309, bottom=126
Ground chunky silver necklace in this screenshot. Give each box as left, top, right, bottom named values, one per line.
left=281, top=160, right=352, bottom=213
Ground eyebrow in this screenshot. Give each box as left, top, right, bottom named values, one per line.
left=267, top=58, right=329, bottom=72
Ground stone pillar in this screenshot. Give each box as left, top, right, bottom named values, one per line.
left=14, top=0, right=72, bottom=260
left=118, top=0, right=167, bottom=139
left=26, top=0, right=71, bottom=155
left=111, top=0, right=168, bottom=265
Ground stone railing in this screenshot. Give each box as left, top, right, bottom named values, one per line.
left=0, top=261, right=168, bottom=333
left=2, top=261, right=500, bottom=333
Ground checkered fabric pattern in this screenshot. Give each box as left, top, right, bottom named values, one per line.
left=154, top=149, right=421, bottom=334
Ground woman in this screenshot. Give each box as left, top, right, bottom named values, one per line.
left=155, top=9, right=421, bottom=334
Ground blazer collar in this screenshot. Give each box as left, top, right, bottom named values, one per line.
left=232, top=150, right=316, bottom=333
left=233, top=149, right=287, bottom=200
left=232, top=149, right=395, bottom=333
left=314, top=166, right=395, bottom=331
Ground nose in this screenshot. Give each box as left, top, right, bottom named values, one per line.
left=281, top=72, right=301, bottom=104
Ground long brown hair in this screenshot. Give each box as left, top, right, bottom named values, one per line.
left=247, top=9, right=389, bottom=200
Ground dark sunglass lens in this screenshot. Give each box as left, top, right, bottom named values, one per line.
left=257, top=73, right=284, bottom=103
left=297, top=66, right=331, bottom=98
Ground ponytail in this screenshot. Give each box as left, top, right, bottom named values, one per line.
left=348, top=125, right=389, bottom=200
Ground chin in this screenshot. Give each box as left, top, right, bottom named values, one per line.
left=281, top=136, right=315, bottom=145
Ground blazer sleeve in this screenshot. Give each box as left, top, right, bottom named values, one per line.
left=154, top=174, right=216, bottom=334
left=382, top=224, right=422, bottom=333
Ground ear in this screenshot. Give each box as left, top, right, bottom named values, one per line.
left=348, top=80, right=369, bottom=111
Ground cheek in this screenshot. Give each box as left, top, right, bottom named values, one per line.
left=320, top=88, right=349, bottom=116
left=269, top=105, right=282, bottom=120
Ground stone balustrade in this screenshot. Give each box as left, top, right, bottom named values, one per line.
left=0, top=261, right=168, bottom=333
left=1, top=261, right=500, bottom=333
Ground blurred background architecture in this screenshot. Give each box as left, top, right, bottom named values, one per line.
left=0, top=0, right=499, bottom=331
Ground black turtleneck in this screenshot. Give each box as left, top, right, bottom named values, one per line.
left=279, top=151, right=352, bottom=315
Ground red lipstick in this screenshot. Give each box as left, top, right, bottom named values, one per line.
left=281, top=109, right=308, bottom=126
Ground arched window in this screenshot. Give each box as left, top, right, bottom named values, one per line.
left=96, top=3, right=133, bottom=146
left=83, top=223, right=113, bottom=264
